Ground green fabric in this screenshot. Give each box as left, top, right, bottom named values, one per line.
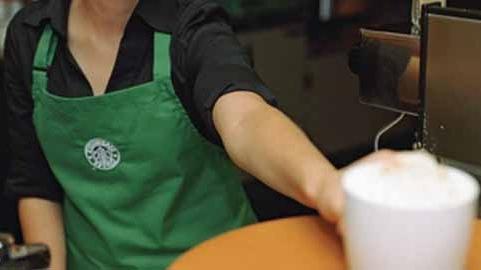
left=31, top=24, right=256, bottom=269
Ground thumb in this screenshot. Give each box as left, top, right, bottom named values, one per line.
left=336, top=217, right=346, bottom=236
left=318, top=173, right=345, bottom=224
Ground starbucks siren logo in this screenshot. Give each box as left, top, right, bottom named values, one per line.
left=84, top=138, right=121, bottom=170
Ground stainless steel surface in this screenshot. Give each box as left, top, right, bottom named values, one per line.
left=358, top=29, right=421, bottom=116
left=411, top=0, right=446, bottom=34
left=423, top=13, right=481, bottom=175
left=319, top=0, right=332, bottom=21
left=0, top=234, right=50, bottom=270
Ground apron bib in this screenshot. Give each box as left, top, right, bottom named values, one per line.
left=31, top=24, right=256, bottom=269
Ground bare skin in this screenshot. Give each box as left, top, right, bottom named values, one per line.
left=67, top=0, right=138, bottom=95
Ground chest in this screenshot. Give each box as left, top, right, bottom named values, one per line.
left=68, top=34, right=121, bottom=96
left=67, top=3, right=132, bottom=96
left=48, top=16, right=154, bottom=97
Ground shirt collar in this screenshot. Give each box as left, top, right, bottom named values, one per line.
left=23, top=0, right=179, bottom=37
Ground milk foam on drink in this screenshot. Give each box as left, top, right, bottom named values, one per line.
left=342, top=151, right=479, bottom=210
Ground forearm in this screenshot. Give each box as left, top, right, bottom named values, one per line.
left=214, top=92, right=338, bottom=209
left=19, top=198, right=66, bottom=270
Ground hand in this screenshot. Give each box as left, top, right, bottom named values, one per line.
left=316, top=150, right=398, bottom=235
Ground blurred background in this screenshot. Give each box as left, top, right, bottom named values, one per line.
left=1, top=0, right=481, bottom=240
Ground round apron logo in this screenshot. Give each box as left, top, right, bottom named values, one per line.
left=84, top=138, right=121, bottom=170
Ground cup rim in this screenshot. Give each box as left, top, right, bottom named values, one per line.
left=342, top=165, right=480, bottom=211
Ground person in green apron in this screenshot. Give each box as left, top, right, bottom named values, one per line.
left=4, top=0, right=396, bottom=269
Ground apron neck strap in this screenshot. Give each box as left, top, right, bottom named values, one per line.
left=33, top=24, right=58, bottom=72
left=153, top=32, right=171, bottom=81
left=32, top=24, right=58, bottom=97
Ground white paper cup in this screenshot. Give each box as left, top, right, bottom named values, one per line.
left=342, top=155, right=480, bottom=270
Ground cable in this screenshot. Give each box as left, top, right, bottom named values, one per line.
left=374, top=113, right=406, bottom=152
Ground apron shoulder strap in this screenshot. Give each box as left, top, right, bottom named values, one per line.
left=153, top=32, right=172, bottom=81
left=32, top=24, right=58, bottom=98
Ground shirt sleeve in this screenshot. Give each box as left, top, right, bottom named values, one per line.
left=172, top=0, right=277, bottom=144
left=3, top=16, right=64, bottom=202
left=1, top=68, right=8, bottom=182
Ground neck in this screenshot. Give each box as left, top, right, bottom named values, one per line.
left=73, top=0, right=139, bottom=34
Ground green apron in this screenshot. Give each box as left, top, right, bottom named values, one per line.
left=31, top=24, right=257, bottom=269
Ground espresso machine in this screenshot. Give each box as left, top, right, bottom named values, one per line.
left=0, top=234, right=50, bottom=269
left=350, top=1, right=481, bottom=179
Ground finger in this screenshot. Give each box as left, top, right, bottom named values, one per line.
left=336, top=218, right=346, bottom=236
left=319, top=176, right=345, bottom=224
left=331, top=183, right=345, bottom=223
